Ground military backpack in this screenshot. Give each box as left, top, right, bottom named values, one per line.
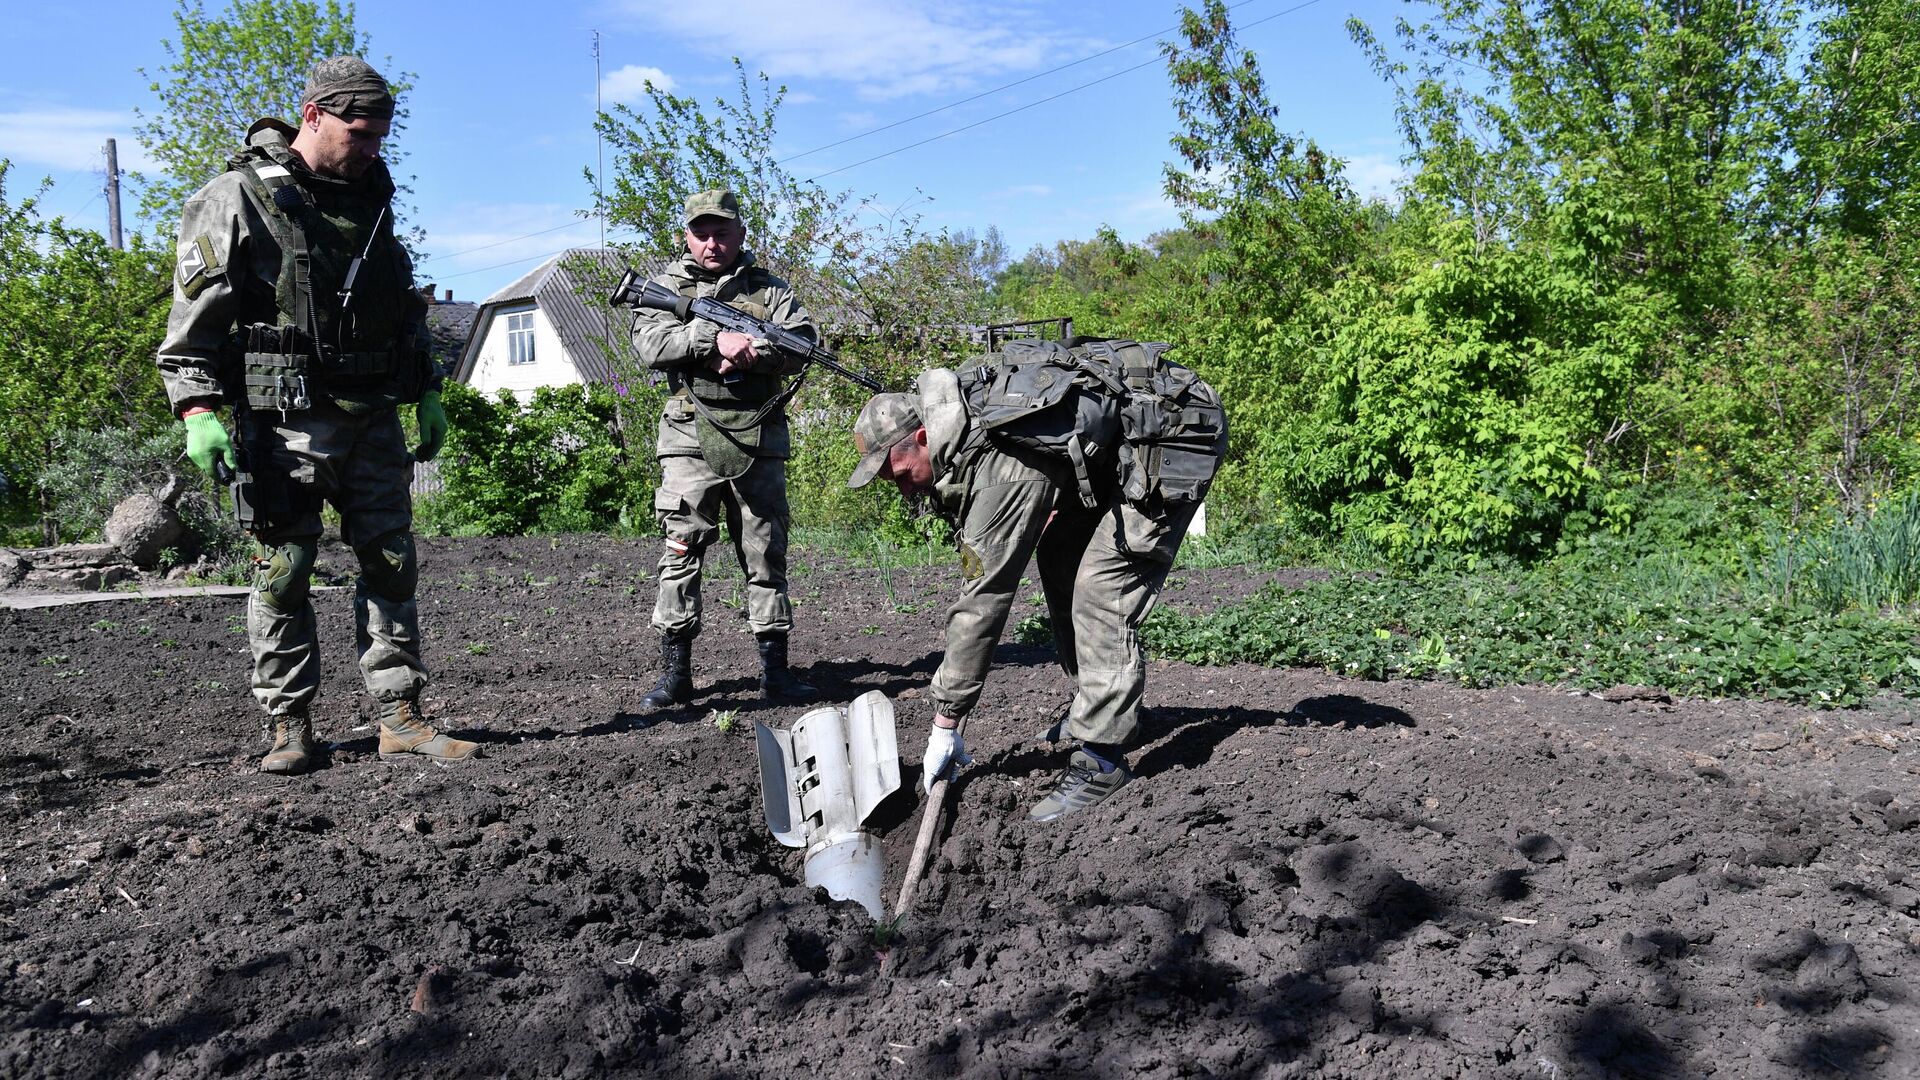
left=956, top=338, right=1227, bottom=509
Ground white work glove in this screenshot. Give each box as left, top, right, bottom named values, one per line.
left=922, top=724, right=974, bottom=792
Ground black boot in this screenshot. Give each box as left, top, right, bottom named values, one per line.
left=757, top=632, right=817, bottom=703
left=637, top=632, right=695, bottom=713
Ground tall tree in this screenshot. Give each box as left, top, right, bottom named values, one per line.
left=132, top=0, right=415, bottom=235
left=1769, top=0, right=1920, bottom=240
left=1157, top=1, right=1371, bottom=522
left=0, top=163, right=172, bottom=539
left=1353, top=0, right=1797, bottom=318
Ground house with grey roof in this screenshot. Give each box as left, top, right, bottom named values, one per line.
left=420, top=287, right=478, bottom=370
left=451, top=248, right=659, bottom=400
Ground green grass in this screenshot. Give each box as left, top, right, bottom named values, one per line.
left=1757, top=490, right=1920, bottom=615
left=1121, top=561, right=1920, bottom=708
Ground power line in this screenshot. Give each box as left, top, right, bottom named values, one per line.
left=424, top=0, right=1326, bottom=277
left=417, top=219, right=587, bottom=266
left=802, top=0, right=1327, bottom=183
left=777, top=0, right=1274, bottom=166
left=433, top=245, right=573, bottom=281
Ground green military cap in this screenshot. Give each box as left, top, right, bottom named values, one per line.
left=848, top=392, right=923, bottom=489
left=682, top=188, right=742, bottom=226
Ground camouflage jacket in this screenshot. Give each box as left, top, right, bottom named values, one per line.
left=917, top=368, right=1064, bottom=722
left=155, top=119, right=434, bottom=417
left=631, top=251, right=816, bottom=459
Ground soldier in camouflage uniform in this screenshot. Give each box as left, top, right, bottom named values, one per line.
left=848, top=362, right=1220, bottom=822
left=158, top=56, right=480, bottom=774
left=627, top=189, right=818, bottom=712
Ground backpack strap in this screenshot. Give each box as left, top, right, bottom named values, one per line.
left=1063, top=434, right=1099, bottom=509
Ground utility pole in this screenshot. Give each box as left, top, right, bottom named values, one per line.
left=103, top=138, right=124, bottom=250
left=592, top=30, right=605, bottom=249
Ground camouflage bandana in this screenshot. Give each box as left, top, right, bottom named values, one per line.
left=300, top=56, right=395, bottom=120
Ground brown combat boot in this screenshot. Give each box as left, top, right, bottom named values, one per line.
left=378, top=700, right=482, bottom=761
left=260, top=712, right=319, bottom=775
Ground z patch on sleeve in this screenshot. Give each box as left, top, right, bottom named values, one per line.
left=176, top=235, right=224, bottom=299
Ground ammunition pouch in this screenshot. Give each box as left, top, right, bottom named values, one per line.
left=238, top=323, right=399, bottom=412
left=672, top=369, right=782, bottom=409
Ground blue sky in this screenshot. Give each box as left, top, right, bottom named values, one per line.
left=2, top=0, right=1408, bottom=302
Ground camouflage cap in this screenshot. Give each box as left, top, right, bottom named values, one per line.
left=300, top=56, right=395, bottom=120
left=848, top=393, right=924, bottom=489
left=682, top=188, right=742, bottom=226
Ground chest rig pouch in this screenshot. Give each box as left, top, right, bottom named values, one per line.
left=666, top=281, right=796, bottom=480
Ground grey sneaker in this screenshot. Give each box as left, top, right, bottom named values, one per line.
left=1029, top=749, right=1132, bottom=822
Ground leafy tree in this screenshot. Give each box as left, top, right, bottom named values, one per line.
left=133, top=0, right=417, bottom=239
left=595, top=62, right=862, bottom=306
left=0, top=163, right=172, bottom=542
left=1157, top=1, right=1372, bottom=525
left=1694, top=233, right=1920, bottom=518
left=1351, top=0, right=1797, bottom=319
left=1768, top=0, right=1920, bottom=239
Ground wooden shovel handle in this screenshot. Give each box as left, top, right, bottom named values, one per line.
left=893, top=717, right=966, bottom=916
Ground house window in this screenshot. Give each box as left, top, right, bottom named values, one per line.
left=506, top=311, right=536, bottom=365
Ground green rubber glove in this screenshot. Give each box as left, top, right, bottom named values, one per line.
left=414, top=390, right=447, bottom=461
left=182, top=410, right=236, bottom=476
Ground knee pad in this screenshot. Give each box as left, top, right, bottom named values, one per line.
left=254, top=538, right=318, bottom=612
left=356, top=529, right=418, bottom=603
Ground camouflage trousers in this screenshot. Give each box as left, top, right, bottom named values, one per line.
left=650, top=452, right=793, bottom=638
left=236, top=400, right=427, bottom=717
left=1036, top=498, right=1201, bottom=748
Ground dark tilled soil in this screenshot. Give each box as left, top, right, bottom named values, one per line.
left=3, top=534, right=1918, bottom=1079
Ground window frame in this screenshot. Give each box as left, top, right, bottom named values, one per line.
left=505, top=310, right=537, bottom=366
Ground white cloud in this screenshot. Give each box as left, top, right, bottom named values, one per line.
left=839, top=111, right=879, bottom=130
left=607, top=1, right=1089, bottom=101
left=600, top=64, right=675, bottom=105
left=0, top=108, right=157, bottom=174
left=1342, top=153, right=1408, bottom=201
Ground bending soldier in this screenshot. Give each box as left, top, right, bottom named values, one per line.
left=625, top=189, right=819, bottom=712
left=156, top=56, right=479, bottom=774
left=847, top=341, right=1227, bottom=820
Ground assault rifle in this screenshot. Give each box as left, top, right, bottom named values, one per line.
left=608, top=269, right=883, bottom=393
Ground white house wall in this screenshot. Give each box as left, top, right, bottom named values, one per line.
left=466, top=305, right=582, bottom=402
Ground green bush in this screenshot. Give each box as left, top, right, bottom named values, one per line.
left=426, top=382, right=649, bottom=536
left=1277, top=217, right=1670, bottom=555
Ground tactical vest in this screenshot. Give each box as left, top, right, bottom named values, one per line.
left=663, top=272, right=785, bottom=410
left=660, top=269, right=795, bottom=478
left=956, top=339, right=1228, bottom=509
left=228, top=126, right=415, bottom=415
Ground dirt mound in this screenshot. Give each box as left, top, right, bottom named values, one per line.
left=2, top=535, right=1916, bottom=1078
